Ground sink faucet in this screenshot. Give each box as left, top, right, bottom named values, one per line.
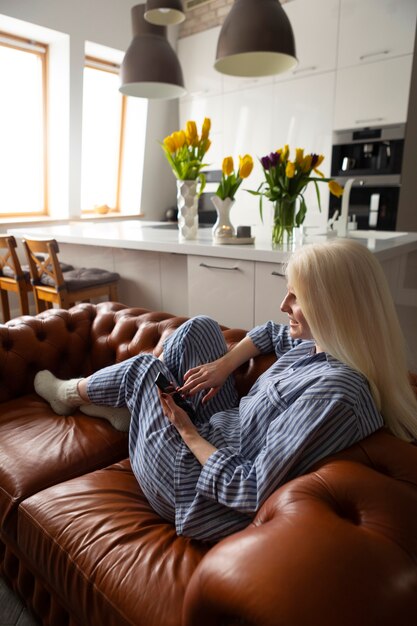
left=335, top=178, right=364, bottom=237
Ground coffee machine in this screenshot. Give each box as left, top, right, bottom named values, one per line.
left=329, top=124, right=405, bottom=231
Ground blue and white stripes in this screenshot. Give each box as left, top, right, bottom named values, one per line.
left=87, top=317, right=384, bottom=543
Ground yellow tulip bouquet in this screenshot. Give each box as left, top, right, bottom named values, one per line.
left=216, top=155, right=254, bottom=200
left=162, top=118, right=211, bottom=193
left=250, top=145, right=344, bottom=245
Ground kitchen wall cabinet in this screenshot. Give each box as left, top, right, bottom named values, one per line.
left=179, top=93, right=224, bottom=172
left=187, top=254, right=254, bottom=329
left=276, top=0, right=339, bottom=82
left=254, top=262, right=288, bottom=326
left=337, top=0, right=417, bottom=69
left=222, top=82, right=275, bottom=225
left=333, top=55, right=413, bottom=130
left=177, top=27, right=222, bottom=97
left=272, top=71, right=336, bottom=228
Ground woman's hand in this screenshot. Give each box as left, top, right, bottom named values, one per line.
left=180, top=359, right=230, bottom=404
left=180, top=336, right=261, bottom=404
left=159, top=390, right=217, bottom=465
left=159, top=390, right=195, bottom=436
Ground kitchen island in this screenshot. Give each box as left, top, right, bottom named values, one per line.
left=9, top=219, right=417, bottom=262
left=9, top=220, right=417, bottom=368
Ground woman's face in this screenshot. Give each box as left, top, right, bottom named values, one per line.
left=280, top=286, right=314, bottom=342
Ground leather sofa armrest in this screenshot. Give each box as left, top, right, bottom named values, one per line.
left=183, top=456, right=417, bottom=626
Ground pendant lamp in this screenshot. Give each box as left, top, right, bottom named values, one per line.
left=119, top=4, right=186, bottom=99
left=215, top=0, right=297, bottom=78
left=144, top=0, right=185, bottom=26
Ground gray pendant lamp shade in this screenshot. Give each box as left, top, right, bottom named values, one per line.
left=144, top=0, right=185, bottom=26
left=215, top=0, right=297, bottom=78
left=119, top=4, right=186, bottom=99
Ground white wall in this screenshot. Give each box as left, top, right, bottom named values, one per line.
left=0, top=0, right=178, bottom=220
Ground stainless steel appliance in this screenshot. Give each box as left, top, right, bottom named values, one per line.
left=329, top=124, right=405, bottom=231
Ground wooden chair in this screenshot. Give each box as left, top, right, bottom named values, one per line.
left=0, top=235, right=32, bottom=322
left=22, top=238, right=120, bottom=313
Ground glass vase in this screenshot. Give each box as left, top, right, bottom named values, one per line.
left=272, top=198, right=297, bottom=247
left=177, top=179, right=198, bottom=241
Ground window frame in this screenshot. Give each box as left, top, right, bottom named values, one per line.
left=0, top=31, right=48, bottom=218
left=81, top=55, right=127, bottom=214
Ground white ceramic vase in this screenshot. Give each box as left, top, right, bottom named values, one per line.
left=211, top=196, right=236, bottom=242
left=177, top=179, right=198, bottom=241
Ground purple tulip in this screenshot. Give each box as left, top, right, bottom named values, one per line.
left=311, top=153, right=319, bottom=168
left=261, top=155, right=272, bottom=170
left=269, top=152, right=280, bottom=167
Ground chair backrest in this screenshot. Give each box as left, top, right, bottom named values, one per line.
left=22, top=238, right=66, bottom=290
left=0, top=235, right=25, bottom=281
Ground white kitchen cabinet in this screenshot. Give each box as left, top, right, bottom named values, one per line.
left=222, top=82, right=275, bottom=226
left=222, top=72, right=275, bottom=95
left=179, top=93, right=224, bottom=171
left=160, top=252, right=188, bottom=316
left=254, top=261, right=289, bottom=326
left=113, top=248, right=162, bottom=310
left=337, top=0, right=417, bottom=69
left=333, top=55, right=413, bottom=130
left=272, top=71, right=335, bottom=228
left=177, top=27, right=222, bottom=97
left=56, top=244, right=163, bottom=311
left=275, top=0, right=339, bottom=82
left=187, top=254, right=254, bottom=329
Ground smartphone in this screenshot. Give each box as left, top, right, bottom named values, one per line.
left=154, top=371, right=176, bottom=394
left=154, top=372, right=197, bottom=421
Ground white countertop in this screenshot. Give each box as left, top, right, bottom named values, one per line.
left=9, top=220, right=417, bottom=263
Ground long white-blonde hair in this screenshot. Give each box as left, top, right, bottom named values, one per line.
left=286, top=239, right=417, bottom=441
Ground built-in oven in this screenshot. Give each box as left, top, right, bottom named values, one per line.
left=329, top=124, right=405, bottom=231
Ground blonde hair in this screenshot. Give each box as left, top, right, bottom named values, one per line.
left=286, top=239, right=417, bottom=441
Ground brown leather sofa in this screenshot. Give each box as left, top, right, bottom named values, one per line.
left=1, top=302, right=417, bottom=626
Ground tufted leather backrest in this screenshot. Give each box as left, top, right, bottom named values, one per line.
left=0, top=302, right=274, bottom=403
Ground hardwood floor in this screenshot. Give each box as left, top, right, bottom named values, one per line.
left=0, top=577, right=39, bottom=626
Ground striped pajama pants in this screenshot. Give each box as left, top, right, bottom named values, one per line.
left=86, top=316, right=239, bottom=522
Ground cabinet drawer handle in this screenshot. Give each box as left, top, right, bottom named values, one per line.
left=355, top=117, right=385, bottom=124
left=292, top=65, right=317, bottom=75
left=271, top=270, right=286, bottom=277
left=199, top=262, right=241, bottom=271
left=359, top=49, right=390, bottom=61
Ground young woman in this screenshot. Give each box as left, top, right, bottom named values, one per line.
left=34, top=239, right=417, bottom=542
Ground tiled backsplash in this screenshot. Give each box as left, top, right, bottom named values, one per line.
left=179, top=0, right=290, bottom=38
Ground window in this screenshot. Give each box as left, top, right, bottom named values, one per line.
left=81, top=57, right=147, bottom=214
left=0, top=33, right=48, bottom=217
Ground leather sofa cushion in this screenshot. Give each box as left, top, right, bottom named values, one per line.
left=39, top=268, right=119, bottom=290
left=18, top=459, right=209, bottom=626
left=0, top=395, right=128, bottom=539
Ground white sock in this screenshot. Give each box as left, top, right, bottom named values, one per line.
left=34, top=370, right=83, bottom=416
left=80, top=404, right=131, bottom=432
